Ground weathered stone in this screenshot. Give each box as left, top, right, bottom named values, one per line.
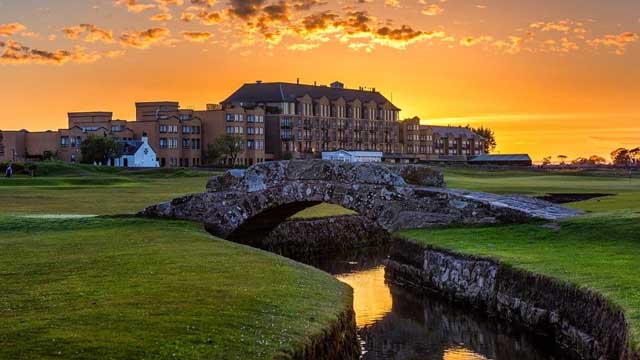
left=386, top=237, right=638, bottom=360
left=389, top=164, right=446, bottom=187
left=141, top=160, right=581, bottom=239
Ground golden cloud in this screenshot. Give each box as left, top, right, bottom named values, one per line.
left=0, top=23, right=27, bottom=36
left=62, top=24, right=114, bottom=43
left=119, top=27, right=171, bottom=48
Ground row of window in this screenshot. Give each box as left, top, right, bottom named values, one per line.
left=60, top=136, right=83, bottom=148
left=225, top=114, right=266, bottom=123
left=246, top=140, right=265, bottom=150
left=159, top=157, right=200, bottom=167
left=246, top=127, right=264, bottom=135
left=159, top=125, right=201, bottom=134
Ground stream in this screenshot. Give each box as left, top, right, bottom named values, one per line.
left=304, top=248, right=563, bottom=360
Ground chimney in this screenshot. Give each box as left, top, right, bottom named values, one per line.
left=314, top=81, right=317, bottom=86
left=372, top=87, right=376, bottom=92
left=256, top=80, right=262, bottom=84
left=296, top=78, right=300, bottom=85
left=142, top=132, right=148, bottom=144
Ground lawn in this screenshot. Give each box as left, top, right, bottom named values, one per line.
left=399, top=167, right=640, bottom=352
left=0, top=216, right=351, bottom=359
left=0, top=162, right=218, bottom=215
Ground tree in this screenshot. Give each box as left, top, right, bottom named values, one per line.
left=557, top=155, right=568, bottom=165
left=204, top=143, right=223, bottom=166
left=571, top=157, right=588, bottom=165
left=80, top=135, right=119, bottom=165
left=215, top=134, right=245, bottom=167
left=611, top=148, right=632, bottom=166
left=629, top=147, right=640, bottom=164
left=541, top=156, right=553, bottom=166
left=467, top=125, right=497, bottom=154
left=588, top=155, right=607, bottom=165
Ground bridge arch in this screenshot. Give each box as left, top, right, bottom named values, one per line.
left=141, top=160, right=579, bottom=240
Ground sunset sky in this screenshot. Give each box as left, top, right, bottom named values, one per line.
left=1, top=0, right=638, bottom=161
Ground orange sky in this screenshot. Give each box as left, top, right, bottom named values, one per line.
left=1, top=0, right=639, bottom=161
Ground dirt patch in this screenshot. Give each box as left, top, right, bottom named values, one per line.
left=536, top=193, right=614, bottom=204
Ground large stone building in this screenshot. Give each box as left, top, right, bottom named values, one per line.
left=0, top=80, right=486, bottom=167
left=222, top=81, right=403, bottom=160
left=399, top=116, right=486, bottom=162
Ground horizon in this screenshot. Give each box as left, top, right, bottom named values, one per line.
left=1, top=0, right=639, bottom=161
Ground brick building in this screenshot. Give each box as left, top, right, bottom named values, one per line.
left=0, top=80, right=485, bottom=167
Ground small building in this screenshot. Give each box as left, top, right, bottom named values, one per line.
left=322, top=150, right=383, bottom=163
left=114, top=135, right=159, bottom=168
left=469, top=154, right=533, bottom=167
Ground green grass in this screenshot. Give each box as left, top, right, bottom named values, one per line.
left=290, top=203, right=357, bottom=220
left=398, top=166, right=640, bottom=352
left=0, top=216, right=351, bottom=359
left=0, top=163, right=218, bottom=215
left=442, top=167, right=640, bottom=197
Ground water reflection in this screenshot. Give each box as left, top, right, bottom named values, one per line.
left=306, top=249, right=559, bottom=360
left=336, top=266, right=392, bottom=327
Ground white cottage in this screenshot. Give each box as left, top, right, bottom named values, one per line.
left=321, top=150, right=383, bottom=163
left=114, top=135, right=159, bottom=168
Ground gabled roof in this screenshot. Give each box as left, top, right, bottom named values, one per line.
left=118, top=140, right=144, bottom=156
left=470, top=154, right=532, bottom=162
left=222, top=82, right=400, bottom=110
left=427, top=126, right=482, bottom=139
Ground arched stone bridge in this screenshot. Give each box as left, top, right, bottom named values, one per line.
left=141, top=160, right=580, bottom=240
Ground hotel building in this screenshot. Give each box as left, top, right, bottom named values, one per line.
left=0, top=80, right=485, bottom=166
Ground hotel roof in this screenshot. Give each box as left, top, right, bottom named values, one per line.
left=428, top=125, right=482, bottom=139
left=222, top=82, right=400, bottom=110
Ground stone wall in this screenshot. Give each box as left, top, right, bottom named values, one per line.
left=386, top=236, right=639, bottom=360
left=258, top=215, right=390, bottom=259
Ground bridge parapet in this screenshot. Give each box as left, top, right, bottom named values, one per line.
left=142, top=160, right=581, bottom=240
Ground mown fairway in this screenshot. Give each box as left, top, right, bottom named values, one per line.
left=0, top=163, right=352, bottom=359
left=401, top=167, right=640, bottom=351
left=0, top=216, right=350, bottom=359
left=0, top=163, right=217, bottom=215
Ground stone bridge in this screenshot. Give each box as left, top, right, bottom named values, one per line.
left=141, top=160, right=580, bottom=240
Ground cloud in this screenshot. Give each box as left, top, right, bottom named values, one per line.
left=119, top=27, right=171, bottom=48
left=151, top=13, right=173, bottom=21
left=587, top=32, right=639, bottom=55
left=287, top=42, right=320, bottom=50
left=114, top=0, right=156, bottom=13
left=0, top=23, right=27, bottom=36
left=182, top=31, right=213, bottom=41
left=421, top=4, right=443, bottom=16
left=384, top=0, right=400, bottom=7
left=62, top=24, right=114, bottom=43
left=0, top=39, right=101, bottom=65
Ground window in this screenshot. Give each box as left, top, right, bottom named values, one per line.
left=60, top=136, right=70, bottom=147
left=247, top=115, right=255, bottom=123
left=182, top=138, right=190, bottom=149
left=191, top=139, right=201, bottom=150
left=182, top=126, right=192, bottom=134
left=111, top=125, right=124, bottom=132
left=247, top=127, right=255, bottom=135
left=159, top=138, right=168, bottom=149
left=159, top=125, right=177, bottom=133
left=169, top=138, right=178, bottom=149
left=179, top=114, right=192, bottom=121
left=226, top=114, right=243, bottom=122
left=192, top=126, right=200, bottom=134
left=247, top=140, right=255, bottom=150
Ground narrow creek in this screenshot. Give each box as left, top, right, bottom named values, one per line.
left=304, top=248, right=563, bottom=360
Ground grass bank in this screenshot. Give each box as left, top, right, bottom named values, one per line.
left=0, top=162, right=218, bottom=215
left=0, top=216, right=352, bottom=359
left=399, top=167, right=640, bottom=352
